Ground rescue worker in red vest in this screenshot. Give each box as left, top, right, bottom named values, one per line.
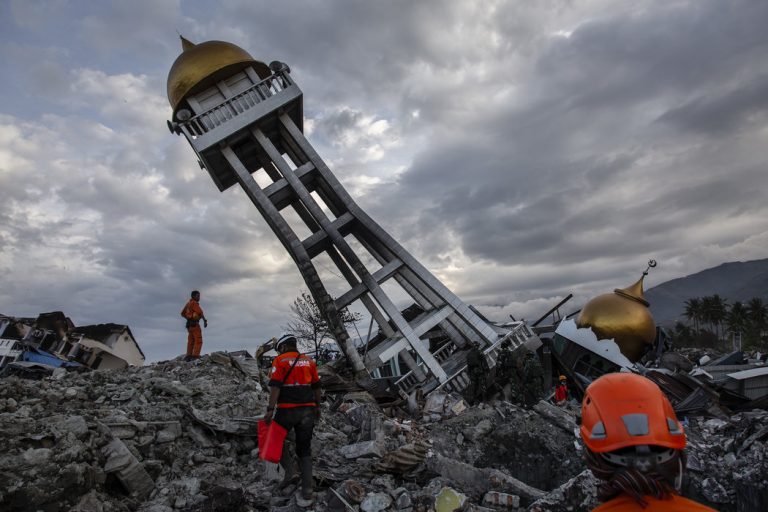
left=264, top=334, right=321, bottom=508
left=554, top=375, right=568, bottom=406
left=581, top=373, right=716, bottom=511
left=180, top=290, right=207, bottom=360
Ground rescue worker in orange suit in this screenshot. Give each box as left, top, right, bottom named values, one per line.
left=264, top=334, right=321, bottom=508
left=180, top=290, right=207, bottom=360
left=554, top=375, right=568, bottom=406
left=581, top=373, right=716, bottom=511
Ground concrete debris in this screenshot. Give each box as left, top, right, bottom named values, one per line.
left=528, top=470, right=600, bottom=512
left=700, top=477, right=730, bottom=504
left=102, top=438, right=155, bottom=499
left=339, top=440, right=383, bottom=459
left=435, top=486, right=467, bottom=512
left=483, top=490, right=520, bottom=508
left=360, top=491, right=393, bottom=511
left=1, top=350, right=765, bottom=511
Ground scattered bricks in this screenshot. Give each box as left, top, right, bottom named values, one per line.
left=483, top=490, right=519, bottom=508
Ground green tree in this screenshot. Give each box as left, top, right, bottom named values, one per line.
left=699, top=296, right=715, bottom=335
left=746, top=298, right=768, bottom=349
left=672, top=321, right=694, bottom=345
left=727, top=301, right=748, bottom=348
left=709, top=294, right=728, bottom=340
left=684, top=298, right=702, bottom=333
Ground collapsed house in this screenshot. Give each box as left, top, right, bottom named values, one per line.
left=0, top=311, right=144, bottom=374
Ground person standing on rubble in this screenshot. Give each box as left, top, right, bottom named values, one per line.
left=522, top=350, right=544, bottom=408
left=264, top=334, right=321, bottom=508
left=466, top=341, right=490, bottom=405
left=180, top=290, right=207, bottom=360
left=581, top=373, right=716, bottom=511
left=495, top=339, right=516, bottom=400
left=554, top=375, right=569, bottom=406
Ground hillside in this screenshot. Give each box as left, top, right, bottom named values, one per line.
left=646, top=258, right=768, bottom=325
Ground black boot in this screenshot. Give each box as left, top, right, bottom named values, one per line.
left=277, top=453, right=297, bottom=491
left=295, top=456, right=313, bottom=507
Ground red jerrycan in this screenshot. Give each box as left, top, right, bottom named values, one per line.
left=258, top=419, right=287, bottom=463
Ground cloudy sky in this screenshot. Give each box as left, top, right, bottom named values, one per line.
left=1, top=0, right=767, bottom=362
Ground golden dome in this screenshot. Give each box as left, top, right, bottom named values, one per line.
left=166, top=36, right=271, bottom=113
left=576, top=275, right=656, bottom=362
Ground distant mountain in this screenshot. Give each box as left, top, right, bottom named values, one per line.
left=646, top=258, right=768, bottom=326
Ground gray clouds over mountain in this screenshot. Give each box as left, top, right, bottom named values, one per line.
left=1, top=1, right=767, bottom=361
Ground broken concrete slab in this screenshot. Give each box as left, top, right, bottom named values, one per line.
left=339, top=440, right=383, bottom=459
left=360, top=491, right=393, bottom=511
left=426, top=453, right=546, bottom=503
left=101, top=438, right=154, bottom=499
left=528, top=469, right=600, bottom=512
left=532, top=399, right=578, bottom=433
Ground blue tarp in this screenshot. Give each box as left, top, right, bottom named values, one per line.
left=20, top=347, right=81, bottom=368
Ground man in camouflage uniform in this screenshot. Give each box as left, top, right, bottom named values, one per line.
left=465, top=341, right=490, bottom=405
left=494, top=339, right=517, bottom=402
left=522, top=350, right=544, bottom=408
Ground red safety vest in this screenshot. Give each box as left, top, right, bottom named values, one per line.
left=269, top=351, right=320, bottom=408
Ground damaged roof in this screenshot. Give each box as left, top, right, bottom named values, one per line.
left=71, top=323, right=145, bottom=360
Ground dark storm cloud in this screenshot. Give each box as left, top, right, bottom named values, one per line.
left=658, top=76, right=768, bottom=135
left=2, top=0, right=768, bottom=362
left=365, top=0, right=768, bottom=276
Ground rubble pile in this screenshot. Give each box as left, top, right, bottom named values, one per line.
left=682, top=412, right=768, bottom=510
left=0, top=353, right=765, bottom=511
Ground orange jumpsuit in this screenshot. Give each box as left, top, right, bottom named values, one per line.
left=181, top=299, right=204, bottom=357
left=593, top=493, right=717, bottom=511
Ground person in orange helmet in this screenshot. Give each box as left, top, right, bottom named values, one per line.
left=580, top=373, right=716, bottom=511
left=554, top=375, right=568, bottom=406
left=180, top=290, right=207, bottom=360
left=264, top=334, right=322, bottom=508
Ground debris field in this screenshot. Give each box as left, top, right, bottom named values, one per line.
left=0, top=351, right=766, bottom=512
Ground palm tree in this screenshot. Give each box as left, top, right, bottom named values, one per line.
left=710, top=294, right=728, bottom=340
left=747, top=298, right=767, bottom=337
left=727, top=301, right=748, bottom=348
left=700, top=295, right=715, bottom=334
left=684, top=298, right=701, bottom=333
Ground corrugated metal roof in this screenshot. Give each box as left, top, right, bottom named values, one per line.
left=727, top=366, right=768, bottom=380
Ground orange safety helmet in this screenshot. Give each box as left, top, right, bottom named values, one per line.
left=581, top=373, right=686, bottom=454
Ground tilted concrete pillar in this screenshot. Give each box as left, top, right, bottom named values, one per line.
left=166, top=38, right=500, bottom=390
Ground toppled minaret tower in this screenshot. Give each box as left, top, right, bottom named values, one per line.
left=166, top=37, right=532, bottom=391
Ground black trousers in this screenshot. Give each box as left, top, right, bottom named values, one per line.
left=274, top=406, right=315, bottom=458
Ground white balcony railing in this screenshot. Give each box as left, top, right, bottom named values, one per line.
left=179, top=71, right=295, bottom=139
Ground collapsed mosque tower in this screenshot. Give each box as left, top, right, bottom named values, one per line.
left=166, top=37, right=539, bottom=391
left=551, top=262, right=658, bottom=386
